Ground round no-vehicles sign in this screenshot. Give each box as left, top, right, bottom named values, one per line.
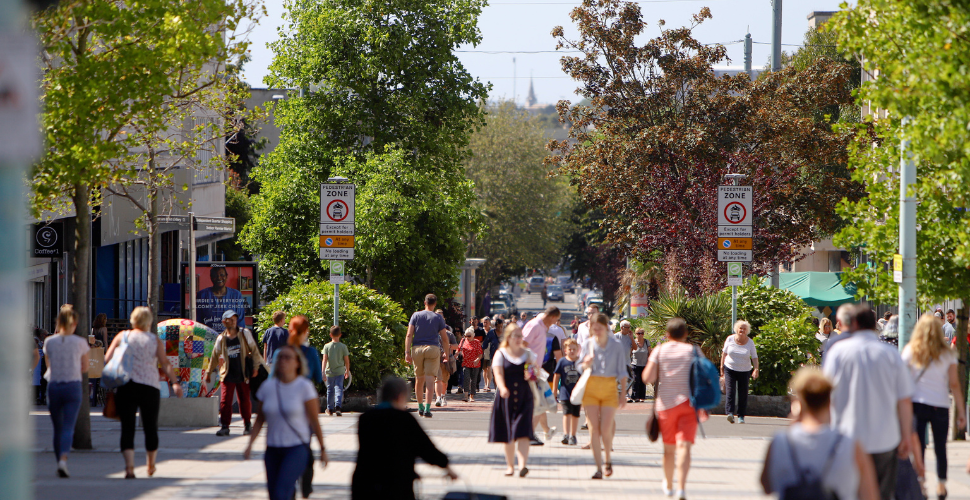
left=320, top=183, right=356, bottom=224
left=717, top=186, right=752, bottom=226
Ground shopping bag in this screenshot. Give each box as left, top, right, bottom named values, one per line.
left=103, top=390, right=119, bottom=420
left=530, top=381, right=554, bottom=414
left=88, top=347, right=105, bottom=378
left=102, top=331, right=132, bottom=389
left=569, top=369, right=592, bottom=406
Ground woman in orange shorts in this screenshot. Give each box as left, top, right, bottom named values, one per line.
left=580, top=313, right=630, bottom=479
left=642, top=318, right=698, bottom=500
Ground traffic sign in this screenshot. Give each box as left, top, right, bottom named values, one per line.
left=718, top=249, right=752, bottom=262
left=194, top=216, right=235, bottom=233
left=893, top=254, right=903, bottom=283
left=718, top=225, right=752, bottom=238
left=728, top=262, right=743, bottom=286
left=718, top=237, right=752, bottom=250
left=330, top=260, right=345, bottom=285
left=320, top=183, right=356, bottom=260
left=718, top=186, right=753, bottom=226
left=158, top=214, right=191, bottom=230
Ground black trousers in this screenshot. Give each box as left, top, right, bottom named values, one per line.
left=632, top=365, right=647, bottom=400
left=914, top=402, right=950, bottom=480
left=870, top=449, right=898, bottom=500
left=724, top=368, right=751, bottom=418
left=116, top=381, right=160, bottom=451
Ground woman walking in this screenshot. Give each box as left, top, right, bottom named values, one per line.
left=631, top=328, right=650, bottom=402
left=488, top=323, right=536, bottom=477
left=580, top=312, right=630, bottom=479
left=459, top=327, right=483, bottom=402
left=902, top=314, right=966, bottom=500
left=105, top=306, right=183, bottom=479
left=43, top=305, right=89, bottom=477
left=720, top=320, right=759, bottom=424
left=643, top=318, right=698, bottom=499
left=244, top=345, right=327, bottom=500
left=89, top=313, right=108, bottom=406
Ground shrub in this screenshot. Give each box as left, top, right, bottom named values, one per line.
left=749, top=313, right=818, bottom=396
left=728, top=277, right=816, bottom=338
left=258, top=280, right=408, bottom=391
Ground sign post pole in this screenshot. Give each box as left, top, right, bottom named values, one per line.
left=189, top=212, right=196, bottom=321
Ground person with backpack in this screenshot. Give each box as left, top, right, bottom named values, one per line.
left=642, top=318, right=701, bottom=499
left=580, top=312, right=630, bottom=479
left=761, top=367, right=879, bottom=500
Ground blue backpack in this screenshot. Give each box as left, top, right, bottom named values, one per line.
left=688, top=345, right=721, bottom=410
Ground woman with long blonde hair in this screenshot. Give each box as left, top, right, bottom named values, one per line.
left=487, top=323, right=536, bottom=477
left=901, top=314, right=966, bottom=500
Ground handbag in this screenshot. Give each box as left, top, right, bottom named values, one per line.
left=102, top=331, right=132, bottom=390
left=645, top=345, right=661, bottom=442
left=895, top=457, right=925, bottom=500
left=569, top=369, right=592, bottom=406
left=103, top=390, right=119, bottom=420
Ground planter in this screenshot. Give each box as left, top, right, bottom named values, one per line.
left=154, top=397, right=219, bottom=427
left=710, top=394, right=791, bottom=418
left=318, top=393, right=375, bottom=413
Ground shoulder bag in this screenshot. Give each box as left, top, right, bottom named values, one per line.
left=645, top=345, right=661, bottom=442
left=102, top=331, right=132, bottom=390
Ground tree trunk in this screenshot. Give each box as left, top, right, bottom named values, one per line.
left=956, top=297, right=969, bottom=441
left=72, top=183, right=93, bottom=449
left=147, top=171, right=161, bottom=333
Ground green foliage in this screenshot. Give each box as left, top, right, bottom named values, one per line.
left=243, top=0, right=489, bottom=310
left=217, top=187, right=253, bottom=262
left=465, top=100, right=576, bottom=294
left=258, top=281, right=408, bottom=391
left=749, top=315, right=818, bottom=396
left=830, top=1, right=970, bottom=304
left=730, top=277, right=817, bottom=337
left=635, top=290, right=731, bottom=360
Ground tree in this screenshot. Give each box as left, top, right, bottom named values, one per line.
left=31, top=0, right=259, bottom=449
left=242, top=0, right=489, bottom=310
left=828, top=0, right=970, bottom=436
left=547, top=2, right=861, bottom=296
left=464, top=100, right=575, bottom=300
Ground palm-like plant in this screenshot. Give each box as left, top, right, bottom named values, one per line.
left=639, top=289, right=731, bottom=360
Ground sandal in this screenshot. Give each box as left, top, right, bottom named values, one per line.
left=504, top=469, right=514, bottom=477
left=605, top=462, right=613, bottom=477
left=147, top=466, right=156, bottom=477
left=592, top=470, right=603, bottom=479
left=125, top=467, right=136, bottom=479
left=518, top=467, right=529, bottom=478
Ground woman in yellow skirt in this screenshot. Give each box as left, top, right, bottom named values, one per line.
left=580, top=312, right=630, bottom=479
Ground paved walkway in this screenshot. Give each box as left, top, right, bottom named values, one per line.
left=30, top=402, right=970, bottom=500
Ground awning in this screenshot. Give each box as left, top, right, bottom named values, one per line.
left=778, top=272, right=857, bottom=308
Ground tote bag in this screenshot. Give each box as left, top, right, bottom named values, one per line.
left=569, top=369, right=592, bottom=406
left=102, top=331, right=132, bottom=390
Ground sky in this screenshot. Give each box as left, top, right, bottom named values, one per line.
left=242, top=0, right=847, bottom=106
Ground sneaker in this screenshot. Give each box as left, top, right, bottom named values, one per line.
left=418, top=409, right=426, bottom=418
left=627, top=398, right=634, bottom=403
left=581, top=423, right=588, bottom=430
left=738, top=416, right=745, bottom=424
left=216, top=427, right=230, bottom=436
left=676, top=490, right=687, bottom=499
left=335, top=407, right=342, bottom=417
left=548, top=426, right=557, bottom=439
left=562, top=435, right=570, bottom=445
left=57, top=460, right=69, bottom=478
left=662, top=479, right=673, bottom=496
left=569, top=435, right=578, bottom=446
left=530, top=436, right=544, bottom=446
left=456, top=388, right=463, bottom=394
left=441, top=398, right=447, bottom=407
left=435, top=397, right=442, bottom=407
left=243, top=424, right=252, bottom=435
left=424, top=410, right=432, bottom=418
left=726, top=413, right=735, bottom=424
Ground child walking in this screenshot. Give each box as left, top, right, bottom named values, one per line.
left=322, top=326, right=351, bottom=416
left=459, top=327, right=483, bottom=402
left=553, top=338, right=583, bottom=445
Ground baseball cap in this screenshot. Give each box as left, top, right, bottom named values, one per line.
left=222, top=309, right=240, bottom=321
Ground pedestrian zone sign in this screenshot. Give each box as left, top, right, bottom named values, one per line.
left=320, top=183, right=356, bottom=260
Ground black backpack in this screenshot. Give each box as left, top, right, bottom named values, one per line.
left=782, top=434, right=842, bottom=500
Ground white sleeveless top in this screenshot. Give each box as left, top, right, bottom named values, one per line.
left=123, top=330, right=161, bottom=389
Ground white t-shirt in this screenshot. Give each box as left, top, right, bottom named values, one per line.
left=901, top=344, right=957, bottom=408
left=43, top=334, right=90, bottom=383
left=547, top=324, right=566, bottom=343
left=722, top=335, right=758, bottom=372
left=256, top=377, right=319, bottom=448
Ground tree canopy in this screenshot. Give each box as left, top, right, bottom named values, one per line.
left=547, top=2, right=861, bottom=296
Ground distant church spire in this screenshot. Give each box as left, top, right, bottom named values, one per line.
left=526, top=76, right=537, bottom=107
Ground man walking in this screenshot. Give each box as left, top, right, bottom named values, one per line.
left=823, top=305, right=914, bottom=500
left=939, top=311, right=955, bottom=344
left=522, top=306, right=562, bottom=445
left=821, top=303, right=853, bottom=358
left=405, top=294, right=450, bottom=418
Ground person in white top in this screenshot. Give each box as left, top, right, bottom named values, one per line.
left=719, top=320, right=759, bottom=424
left=104, top=306, right=183, bottom=479
left=823, top=305, right=913, bottom=500
left=901, top=314, right=966, bottom=500
left=245, top=345, right=327, bottom=500
left=42, top=304, right=89, bottom=478
left=761, top=368, right=879, bottom=500
left=576, top=304, right=600, bottom=359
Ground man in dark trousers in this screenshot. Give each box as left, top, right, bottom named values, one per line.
left=352, top=377, right=457, bottom=500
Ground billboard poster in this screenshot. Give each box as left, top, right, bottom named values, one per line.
left=181, top=262, right=258, bottom=334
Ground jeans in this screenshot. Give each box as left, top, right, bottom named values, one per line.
left=116, top=382, right=161, bottom=451
left=265, top=445, right=310, bottom=500
left=462, top=366, right=480, bottom=396
left=219, top=381, right=252, bottom=427
left=632, top=365, right=647, bottom=400
left=914, top=402, right=950, bottom=480
left=724, top=368, right=751, bottom=418
left=327, top=375, right=344, bottom=411
left=47, top=381, right=83, bottom=460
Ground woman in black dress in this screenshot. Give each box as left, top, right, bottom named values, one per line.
left=488, top=323, right=536, bottom=477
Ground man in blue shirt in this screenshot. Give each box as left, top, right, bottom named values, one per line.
left=261, top=310, right=289, bottom=369
left=405, top=294, right=449, bottom=418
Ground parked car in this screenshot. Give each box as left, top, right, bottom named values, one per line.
left=490, top=301, right=509, bottom=317
left=497, top=291, right=518, bottom=316
left=556, top=276, right=574, bottom=293
left=527, top=276, right=545, bottom=294
left=546, top=285, right=564, bottom=302
left=584, top=292, right=603, bottom=310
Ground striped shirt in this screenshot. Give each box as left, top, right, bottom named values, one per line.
left=649, top=341, right=694, bottom=411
